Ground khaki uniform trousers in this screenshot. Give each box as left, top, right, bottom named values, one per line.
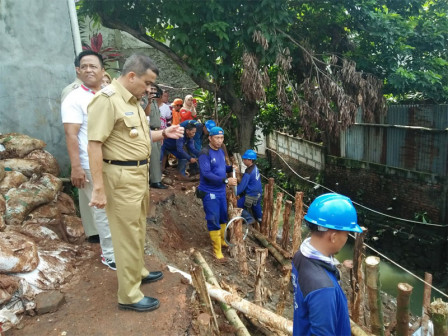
left=103, top=162, right=150, bottom=304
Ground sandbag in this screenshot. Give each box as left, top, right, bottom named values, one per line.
left=8, top=223, right=61, bottom=243
left=56, top=192, right=77, bottom=216
left=62, top=215, right=85, bottom=244
left=0, top=133, right=46, bottom=159
left=0, top=231, right=39, bottom=273
left=0, top=159, right=43, bottom=178
left=0, top=274, right=20, bottom=305
left=25, top=149, right=60, bottom=177
left=0, top=171, right=28, bottom=196
left=0, top=194, right=5, bottom=231
left=4, top=173, right=61, bottom=226
left=0, top=161, right=5, bottom=182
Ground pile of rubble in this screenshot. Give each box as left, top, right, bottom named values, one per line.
left=0, top=133, right=90, bottom=331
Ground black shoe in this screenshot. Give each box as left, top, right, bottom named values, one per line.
left=150, top=182, right=168, bottom=189
left=118, top=296, right=160, bottom=312
left=141, top=271, right=164, bottom=284
left=87, top=235, right=100, bottom=243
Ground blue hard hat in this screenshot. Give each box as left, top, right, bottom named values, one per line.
left=242, top=149, right=257, bottom=160
left=209, top=126, right=224, bottom=136
left=205, top=120, right=216, bottom=131
left=304, top=193, right=362, bottom=233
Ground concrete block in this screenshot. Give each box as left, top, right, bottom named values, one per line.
left=35, top=291, right=66, bottom=315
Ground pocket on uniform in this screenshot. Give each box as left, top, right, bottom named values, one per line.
left=121, top=113, right=142, bottom=139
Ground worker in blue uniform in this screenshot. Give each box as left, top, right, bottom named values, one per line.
left=161, top=122, right=200, bottom=178
left=236, top=149, right=263, bottom=225
left=292, top=193, right=362, bottom=336
left=197, top=127, right=237, bottom=262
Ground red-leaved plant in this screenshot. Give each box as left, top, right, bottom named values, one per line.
left=82, top=33, right=121, bottom=68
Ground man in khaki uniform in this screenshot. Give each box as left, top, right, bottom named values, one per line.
left=87, top=54, right=184, bottom=312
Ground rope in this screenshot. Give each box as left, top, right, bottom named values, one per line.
left=348, top=233, right=448, bottom=299
left=265, top=148, right=448, bottom=227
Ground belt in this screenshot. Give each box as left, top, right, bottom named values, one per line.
left=150, top=127, right=160, bottom=130
left=103, top=159, right=148, bottom=166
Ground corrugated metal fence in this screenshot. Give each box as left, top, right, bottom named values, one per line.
left=341, top=105, right=448, bottom=176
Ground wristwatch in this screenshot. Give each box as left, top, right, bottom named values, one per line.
left=223, top=178, right=229, bottom=184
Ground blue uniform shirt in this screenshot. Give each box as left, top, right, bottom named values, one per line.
left=292, top=251, right=351, bottom=336
left=236, top=164, right=262, bottom=197
left=162, top=135, right=199, bottom=161
left=198, top=145, right=232, bottom=194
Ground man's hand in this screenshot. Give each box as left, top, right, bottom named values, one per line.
left=165, top=125, right=184, bottom=139
left=71, top=166, right=87, bottom=188
left=190, top=158, right=198, bottom=163
left=228, top=177, right=237, bottom=186
left=89, top=188, right=107, bottom=209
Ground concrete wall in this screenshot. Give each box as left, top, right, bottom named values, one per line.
left=267, top=131, right=325, bottom=170
left=0, top=0, right=77, bottom=174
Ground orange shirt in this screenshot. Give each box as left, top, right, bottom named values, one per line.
left=172, top=110, right=181, bottom=125
left=179, top=108, right=195, bottom=123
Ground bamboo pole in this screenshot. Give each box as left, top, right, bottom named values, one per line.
left=396, top=283, right=413, bottom=336
left=351, top=227, right=367, bottom=324
left=270, top=192, right=284, bottom=241
left=430, top=298, right=448, bottom=336
left=421, top=272, right=432, bottom=336
left=281, top=200, right=292, bottom=250
left=192, top=250, right=251, bottom=336
left=365, top=256, right=384, bottom=336
left=269, top=240, right=292, bottom=259
left=276, top=269, right=291, bottom=316
left=251, top=228, right=292, bottom=273
left=291, top=191, right=303, bottom=254
left=254, top=248, right=268, bottom=306
left=261, top=178, right=274, bottom=236
left=190, top=265, right=220, bottom=334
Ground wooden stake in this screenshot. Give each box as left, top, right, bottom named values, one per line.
left=254, top=248, right=268, bottom=306
left=192, top=250, right=251, bottom=336
left=281, top=200, right=293, bottom=250
left=234, top=216, right=248, bottom=276
left=270, top=192, right=284, bottom=241
left=276, top=269, right=291, bottom=316
left=261, top=178, right=274, bottom=236
left=365, top=256, right=384, bottom=336
left=251, top=228, right=292, bottom=273
left=291, top=191, right=304, bottom=254
left=351, top=227, right=367, bottom=324
left=422, top=272, right=432, bottom=336
left=197, top=313, right=212, bottom=335
left=396, top=283, right=413, bottom=336
left=228, top=207, right=243, bottom=260
left=190, top=265, right=220, bottom=334
left=429, top=298, right=448, bottom=336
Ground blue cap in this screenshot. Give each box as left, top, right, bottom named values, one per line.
left=205, top=120, right=216, bottom=131
left=209, top=127, right=224, bottom=136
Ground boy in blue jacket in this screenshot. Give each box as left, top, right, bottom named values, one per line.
left=292, top=193, right=362, bottom=336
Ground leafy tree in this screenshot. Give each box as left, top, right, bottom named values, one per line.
left=78, top=0, right=447, bottom=150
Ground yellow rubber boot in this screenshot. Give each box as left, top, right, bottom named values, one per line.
left=209, top=230, right=226, bottom=261
left=220, top=224, right=228, bottom=248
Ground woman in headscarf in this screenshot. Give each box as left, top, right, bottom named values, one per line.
left=179, top=94, right=197, bottom=123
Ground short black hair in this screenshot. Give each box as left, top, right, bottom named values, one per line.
left=74, top=55, right=80, bottom=67
left=185, top=123, right=196, bottom=131
left=121, top=54, right=159, bottom=77
left=77, top=50, right=104, bottom=68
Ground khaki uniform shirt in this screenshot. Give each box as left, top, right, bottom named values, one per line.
left=87, top=79, right=151, bottom=161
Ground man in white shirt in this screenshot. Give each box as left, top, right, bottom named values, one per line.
left=61, top=50, right=116, bottom=270
left=159, top=91, right=172, bottom=129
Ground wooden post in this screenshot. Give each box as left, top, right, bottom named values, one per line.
left=228, top=207, right=243, bottom=260
left=276, top=269, right=291, bottom=316
left=365, top=256, right=384, bottom=336
left=430, top=298, right=448, bottom=336
left=254, top=248, right=268, bottom=306
left=190, top=265, right=220, bottom=334
left=281, top=200, right=292, bottom=250
left=261, top=178, right=274, bottom=236
left=234, top=215, right=248, bottom=276
left=291, top=191, right=304, bottom=254
left=270, top=192, right=283, bottom=241
left=197, top=313, right=212, bottom=335
left=396, top=283, right=413, bottom=336
left=192, top=250, right=251, bottom=336
left=351, top=227, right=367, bottom=324
left=421, top=272, right=432, bottom=336
left=251, top=228, right=292, bottom=273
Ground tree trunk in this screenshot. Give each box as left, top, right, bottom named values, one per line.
left=235, top=101, right=259, bottom=152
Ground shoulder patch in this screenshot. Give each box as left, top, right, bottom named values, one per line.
left=72, top=83, right=80, bottom=89
left=101, top=86, right=116, bottom=97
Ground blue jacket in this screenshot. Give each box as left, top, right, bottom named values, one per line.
left=162, top=134, right=199, bottom=161
left=180, top=120, right=203, bottom=151
left=198, top=145, right=232, bottom=194
left=236, top=164, right=262, bottom=197
left=292, top=251, right=351, bottom=336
